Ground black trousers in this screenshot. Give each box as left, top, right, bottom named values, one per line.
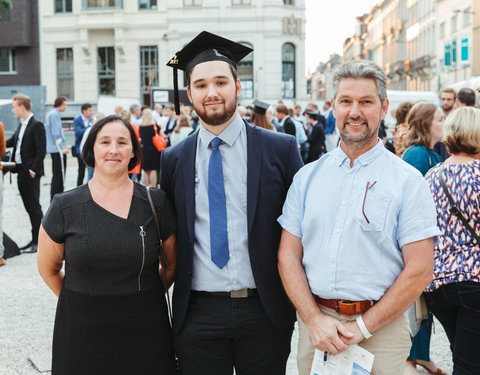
left=17, top=167, right=43, bottom=244
left=50, top=153, right=66, bottom=201
left=76, top=156, right=85, bottom=186
left=425, top=281, right=480, bottom=375
left=174, top=292, right=293, bottom=375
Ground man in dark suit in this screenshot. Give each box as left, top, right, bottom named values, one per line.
left=161, top=32, right=303, bottom=375
left=275, top=103, right=296, bottom=137
left=73, top=103, right=93, bottom=186
left=7, top=94, right=46, bottom=253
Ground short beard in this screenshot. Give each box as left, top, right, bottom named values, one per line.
left=196, top=97, right=237, bottom=126
left=340, top=117, right=377, bottom=147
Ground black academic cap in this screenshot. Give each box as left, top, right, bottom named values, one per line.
left=252, top=100, right=270, bottom=115
left=306, top=111, right=318, bottom=120
left=166, top=31, right=253, bottom=115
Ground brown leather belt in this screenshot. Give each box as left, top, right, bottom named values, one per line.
left=314, top=295, right=375, bottom=315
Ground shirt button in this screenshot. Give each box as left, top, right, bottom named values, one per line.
left=233, top=280, right=237, bottom=284
left=347, top=174, right=352, bottom=178
left=342, top=200, right=346, bottom=205
left=336, top=229, right=340, bottom=233
left=330, top=258, right=335, bottom=263
left=329, top=287, right=333, bottom=292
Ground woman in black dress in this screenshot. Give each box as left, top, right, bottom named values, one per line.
left=37, top=115, right=177, bottom=375
left=139, top=108, right=161, bottom=187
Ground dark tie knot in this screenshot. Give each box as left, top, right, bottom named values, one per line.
left=210, top=137, right=222, bottom=150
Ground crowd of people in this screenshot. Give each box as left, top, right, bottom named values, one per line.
left=0, top=30, right=479, bottom=375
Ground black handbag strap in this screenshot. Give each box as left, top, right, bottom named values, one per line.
left=146, top=186, right=173, bottom=326
left=437, top=164, right=480, bottom=245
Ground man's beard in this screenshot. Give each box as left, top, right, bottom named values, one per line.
left=195, top=95, right=238, bottom=126
left=442, top=103, right=454, bottom=113
left=340, top=116, right=377, bottom=146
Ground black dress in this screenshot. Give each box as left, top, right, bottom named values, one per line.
left=42, top=183, right=177, bottom=375
left=140, top=125, right=161, bottom=171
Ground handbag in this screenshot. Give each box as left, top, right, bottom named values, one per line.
left=146, top=187, right=181, bottom=374
left=438, top=164, right=480, bottom=244
left=71, top=144, right=79, bottom=157
left=152, top=123, right=167, bottom=152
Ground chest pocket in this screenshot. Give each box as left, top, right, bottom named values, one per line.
left=354, top=191, right=391, bottom=232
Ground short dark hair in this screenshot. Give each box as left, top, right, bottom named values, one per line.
left=82, top=115, right=142, bottom=171
left=81, top=103, right=92, bottom=113
left=439, top=87, right=456, bottom=100
left=54, top=97, right=67, bottom=108
left=457, top=88, right=476, bottom=106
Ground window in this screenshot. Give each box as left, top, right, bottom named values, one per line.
left=83, top=0, right=123, bottom=9
left=451, top=14, right=457, bottom=33
left=140, top=46, right=158, bottom=94
left=452, top=39, right=457, bottom=64
left=282, top=43, right=295, bottom=99
left=444, top=44, right=451, bottom=67
left=139, top=0, right=157, bottom=10
left=461, top=37, right=468, bottom=61
left=439, top=22, right=445, bottom=39
left=283, top=0, right=294, bottom=4
left=237, top=43, right=253, bottom=99
left=98, top=47, right=115, bottom=95
left=55, top=0, right=72, bottom=13
left=463, top=8, right=472, bottom=26
left=232, top=0, right=251, bottom=4
left=57, top=48, right=74, bottom=99
left=0, top=48, right=16, bottom=74
left=183, top=0, right=202, bottom=6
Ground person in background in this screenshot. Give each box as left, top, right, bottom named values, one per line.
left=293, top=104, right=307, bottom=127
left=114, top=105, right=123, bottom=116
left=73, top=103, right=93, bottom=186
left=190, top=111, right=200, bottom=132
left=456, top=87, right=476, bottom=107
left=170, top=115, right=193, bottom=146
left=0, top=121, right=6, bottom=266
left=322, top=101, right=332, bottom=117
left=37, top=115, right=177, bottom=374
left=45, top=97, right=69, bottom=201
left=7, top=94, right=46, bottom=254
left=119, top=109, right=142, bottom=182
left=139, top=108, right=160, bottom=187
left=305, top=111, right=325, bottom=163
left=80, top=112, right=106, bottom=183
left=153, top=103, right=163, bottom=125
left=439, top=88, right=456, bottom=117
left=250, top=100, right=276, bottom=131
left=275, top=104, right=296, bottom=137
left=237, top=105, right=247, bottom=119
left=393, top=101, right=414, bottom=157
left=129, top=104, right=142, bottom=126
left=423, top=107, right=480, bottom=375
left=401, top=101, right=446, bottom=375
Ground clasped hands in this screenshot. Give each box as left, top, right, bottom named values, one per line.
left=306, top=313, right=366, bottom=356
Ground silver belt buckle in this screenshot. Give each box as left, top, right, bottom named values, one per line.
left=230, top=289, right=249, bottom=298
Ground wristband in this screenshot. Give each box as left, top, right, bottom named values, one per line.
left=356, top=315, right=372, bottom=339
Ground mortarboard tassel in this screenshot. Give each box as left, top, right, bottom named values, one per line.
left=173, top=67, right=180, bottom=115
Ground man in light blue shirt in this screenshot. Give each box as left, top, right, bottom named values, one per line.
left=278, top=60, right=440, bottom=375
left=45, top=97, right=69, bottom=201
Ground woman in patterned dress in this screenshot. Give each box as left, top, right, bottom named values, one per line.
left=424, top=107, right=480, bottom=375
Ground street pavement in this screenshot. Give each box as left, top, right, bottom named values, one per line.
left=0, top=131, right=453, bottom=374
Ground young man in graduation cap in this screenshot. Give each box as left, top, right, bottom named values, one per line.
left=160, top=31, right=303, bottom=374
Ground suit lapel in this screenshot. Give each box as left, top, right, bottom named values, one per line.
left=182, top=132, right=199, bottom=242
left=246, top=121, right=262, bottom=236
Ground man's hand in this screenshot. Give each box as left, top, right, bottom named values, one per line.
left=305, top=314, right=354, bottom=355
left=340, top=319, right=365, bottom=345
left=62, top=148, right=69, bottom=155
left=29, top=171, right=36, bottom=178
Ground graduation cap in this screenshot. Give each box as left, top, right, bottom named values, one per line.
left=305, top=111, right=318, bottom=120
left=166, top=31, right=253, bottom=115
left=252, top=100, right=270, bottom=115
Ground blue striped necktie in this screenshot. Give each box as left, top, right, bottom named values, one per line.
left=208, top=137, right=230, bottom=269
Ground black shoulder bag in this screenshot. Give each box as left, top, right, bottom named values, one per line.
left=146, top=186, right=181, bottom=374
left=437, top=164, right=480, bottom=245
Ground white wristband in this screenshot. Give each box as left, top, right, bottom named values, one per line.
left=356, top=316, right=372, bottom=339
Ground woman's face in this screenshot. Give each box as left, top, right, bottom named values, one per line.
left=430, top=107, right=444, bottom=146
left=93, top=121, right=134, bottom=177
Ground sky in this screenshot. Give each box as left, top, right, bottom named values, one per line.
left=304, top=0, right=379, bottom=73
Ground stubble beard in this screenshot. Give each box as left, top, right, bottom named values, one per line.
left=194, top=90, right=238, bottom=126
left=340, top=117, right=378, bottom=148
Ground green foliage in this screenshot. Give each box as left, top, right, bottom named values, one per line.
left=0, top=0, right=12, bottom=10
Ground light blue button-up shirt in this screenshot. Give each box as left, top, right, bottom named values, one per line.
left=45, top=108, right=66, bottom=153
left=278, top=140, right=440, bottom=301
left=192, top=114, right=256, bottom=292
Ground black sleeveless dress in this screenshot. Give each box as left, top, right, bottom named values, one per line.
left=42, top=183, right=177, bottom=375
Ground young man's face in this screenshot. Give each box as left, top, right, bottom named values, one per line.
left=58, top=101, right=67, bottom=112
left=83, top=107, right=93, bottom=119
left=187, top=60, right=240, bottom=126
left=439, top=92, right=455, bottom=113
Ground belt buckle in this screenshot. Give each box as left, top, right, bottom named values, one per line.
left=230, top=289, right=248, bottom=298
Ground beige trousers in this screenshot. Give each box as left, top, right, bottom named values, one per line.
left=297, top=305, right=412, bottom=375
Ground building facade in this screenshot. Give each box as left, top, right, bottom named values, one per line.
left=39, top=0, right=306, bottom=109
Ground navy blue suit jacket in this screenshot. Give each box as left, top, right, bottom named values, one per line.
left=73, top=115, right=92, bottom=155
left=160, top=120, right=303, bottom=334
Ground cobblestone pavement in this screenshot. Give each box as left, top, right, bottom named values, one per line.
left=0, top=132, right=453, bottom=374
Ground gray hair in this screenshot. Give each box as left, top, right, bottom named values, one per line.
left=332, top=60, right=387, bottom=103
left=129, top=103, right=141, bottom=113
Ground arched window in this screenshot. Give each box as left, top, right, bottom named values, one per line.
left=282, top=43, right=295, bottom=99
left=237, top=42, right=254, bottom=99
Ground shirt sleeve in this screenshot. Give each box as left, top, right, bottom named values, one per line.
left=277, top=172, right=303, bottom=238
left=397, top=174, right=441, bottom=248
left=41, top=195, right=65, bottom=244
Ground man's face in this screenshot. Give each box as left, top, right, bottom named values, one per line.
left=187, top=60, right=240, bottom=126
left=333, top=78, right=388, bottom=149
left=294, top=107, right=301, bottom=116
left=58, top=101, right=67, bottom=112
left=276, top=111, right=286, bottom=121
left=12, top=101, right=26, bottom=119
left=440, top=93, right=455, bottom=113
left=83, top=107, right=93, bottom=119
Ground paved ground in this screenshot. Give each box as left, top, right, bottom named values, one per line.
left=0, top=131, right=453, bottom=374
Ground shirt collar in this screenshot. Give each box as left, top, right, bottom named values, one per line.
left=21, top=113, right=33, bottom=126
left=198, top=112, right=244, bottom=148
left=332, top=139, right=385, bottom=167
